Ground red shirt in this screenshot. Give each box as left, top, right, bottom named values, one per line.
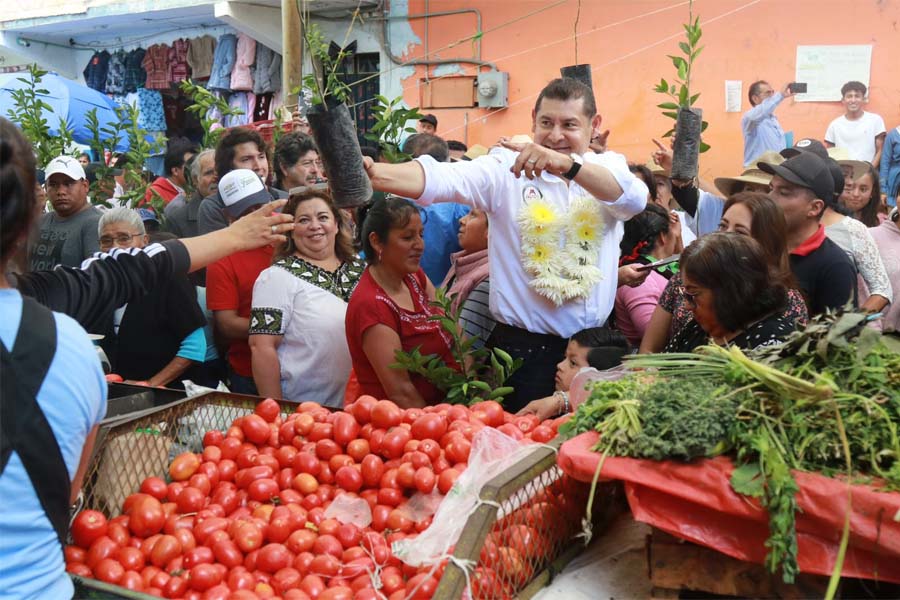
left=345, top=268, right=457, bottom=405
left=143, top=177, right=182, bottom=205
left=207, top=246, right=274, bottom=377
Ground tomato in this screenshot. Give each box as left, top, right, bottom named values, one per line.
left=404, top=573, right=438, bottom=599
left=139, top=477, right=169, bottom=501
left=444, top=437, right=471, bottom=465
left=309, top=553, right=341, bottom=578
left=184, top=545, right=215, bottom=568
left=94, top=557, right=125, bottom=584
left=471, top=567, right=510, bottom=599
left=308, top=422, right=334, bottom=442
left=386, top=510, right=413, bottom=533
left=203, top=429, right=224, bottom=447
left=149, top=535, right=181, bottom=568
left=333, top=523, right=362, bottom=550
left=127, top=496, right=166, bottom=538
left=310, top=533, right=342, bottom=559
left=265, top=517, right=292, bottom=544
left=193, top=516, right=230, bottom=544
left=257, top=543, right=291, bottom=573
left=341, top=439, right=368, bottom=463
left=65, top=545, right=86, bottom=565
left=376, top=487, right=403, bottom=508
left=235, top=465, right=274, bottom=489
left=162, top=574, right=189, bottom=598
left=71, top=510, right=108, bottom=549
left=497, top=423, right=525, bottom=441
left=315, top=439, right=341, bottom=461
left=240, top=414, right=271, bottom=445
left=169, top=452, right=201, bottom=481
left=497, top=545, right=533, bottom=587
left=271, top=566, right=302, bottom=594
left=231, top=522, right=264, bottom=554
left=514, top=414, right=540, bottom=434
left=189, top=563, right=224, bottom=592
left=410, top=414, right=448, bottom=441
left=293, top=412, right=315, bottom=437
left=379, top=567, right=405, bottom=594
left=371, top=400, right=402, bottom=429
left=348, top=395, right=377, bottom=424
left=396, top=463, right=416, bottom=489
left=319, top=587, right=353, bottom=600
left=246, top=477, right=279, bottom=503
left=292, top=473, right=319, bottom=495
left=86, top=536, right=119, bottom=569
left=334, top=465, right=363, bottom=493
left=503, top=524, right=550, bottom=562
left=174, top=486, right=205, bottom=513
left=118, top=570, right=144, bottom=591
left=299, top=574, right=326, bottom=598
left=529, top=424, right=555, bottom=443
left=471, top=400, right=505, bottom=427
left=256, top=398, right=281, bottom=423
left=285, top=528, right=317, bottom=554
left=332, top=412, right=361, bottom=447
left=413, top=467, right=436, bottom=494
left=221, top=437, right=242, bottom=461
left=381, top=428, right=412, bottom=459
left=360, top=454, right=384, bottom=488
left=437, top=468, right=461, bottom=494
left=212, top=539, right=244, bottom=568
left=228, top=568, right=257, bottom=591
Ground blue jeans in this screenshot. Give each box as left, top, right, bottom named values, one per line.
left=228, top=369, right=258, bottom=396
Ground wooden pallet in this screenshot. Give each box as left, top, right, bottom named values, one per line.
left=646, top=529, right=829, bottom=599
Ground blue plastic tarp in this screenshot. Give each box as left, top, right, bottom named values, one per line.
left=0, top=71, right=128, bottom=152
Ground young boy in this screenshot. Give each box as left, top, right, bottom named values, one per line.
left=824, top=81, right=886, bottom=167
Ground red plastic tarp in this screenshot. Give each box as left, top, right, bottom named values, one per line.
left=558, top=431, right=900, bottom=583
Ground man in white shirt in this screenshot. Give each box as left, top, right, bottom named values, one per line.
left=363, top=78, right=647, bottom=410
left=824, top=81, right=886, bottom=167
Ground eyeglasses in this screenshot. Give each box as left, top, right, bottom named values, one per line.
left=677, top=285, right=701, bottom=307
left=100, top=233, right=143, bottom=247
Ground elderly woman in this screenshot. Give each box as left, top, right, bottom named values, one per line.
left=345, top=196, right=459, bottom=407
left=98, top=208, right=207, bottom=387
left=249, top=189, right=364, bottom=406
left=664, top=233, right=796, bottom=352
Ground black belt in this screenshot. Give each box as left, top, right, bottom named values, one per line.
left=490, top=322, right=567, bottom=345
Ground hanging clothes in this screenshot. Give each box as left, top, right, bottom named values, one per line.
left=230, top=33, right=256, bottom=92
left=142, top=44, right=170, bottom=90
left=169, top=38, right=191, bottom=84
left=123, top=48, right=146, bottom=93
left=124, top=88, right=167, bottom=132
left=83, top=50, right=111, bottom=92
left=225, top=92, right=252, bottom=127
left=252, top=44, right=281, bottom=95
left=252, top=93, right=273, bottom=122
left=187, top=35, right=217, bottom=80
left=208, top=33, right=237, bottom=91
left=105, top=50, right=127, bottom=95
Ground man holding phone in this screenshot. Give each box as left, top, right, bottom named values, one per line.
left=741, top=81, right=797, bottom=167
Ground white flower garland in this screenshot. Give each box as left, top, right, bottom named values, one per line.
left=518, top=195, right=605, bottom=306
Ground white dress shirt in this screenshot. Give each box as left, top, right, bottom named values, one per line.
left=415, top=148, right=647, bottom=338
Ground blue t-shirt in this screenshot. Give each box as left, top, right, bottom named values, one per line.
left=420, top=202, right=470, bottom=285
left=0, top=289, right=106, bottom=600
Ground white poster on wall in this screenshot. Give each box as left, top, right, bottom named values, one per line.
left=724, top=80, right=743, bottom=112
left=794, top=45, right=872, bottom=102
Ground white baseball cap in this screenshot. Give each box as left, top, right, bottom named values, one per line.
left=45, top=156, right=86, bottom=181
left=218, top=169, right=273, bottom=217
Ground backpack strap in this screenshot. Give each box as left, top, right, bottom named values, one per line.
left=0, top=296, right=71, bottom=551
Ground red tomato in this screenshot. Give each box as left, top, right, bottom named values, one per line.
left=257, top=543, right=291, bottom=573
left=370, top=505, right=391, bottom=532
left=497, top=423, right=525, bottom=441
left=118, top=570, right=144, bottom=591
left=128, top=496, right=165, bottom=538
left=360, top=455, right=384, bottom=488
left=256, top=398, right=281, bottom=423
left=332, top=412, right=360, bottom=447
left=348, top=395, right=377, bottom=424
left=212, top=539, right=244, bottom=568
left=386, top=510, right=413, bottom=533
left=149, top=535, right=181, bottom=568
left=315, top=439, right=341, bottom=461
left=163, top=575, right=189, bottom=598
left=265, top=517, right=293, bottom=544
left=444, top=437, right=471, bottom=465
left=514, top=414, right=539, bottom=434
left=139, top=477, right=169, bottom=501
left=176, top=486, right=206, bottom=513
left=233, top=522, right=265, bottom=553
left=271, top=566, right=302, bottom=594
left=235, top=464, right=274, bottom=489
left=396, top=463, right=416, bottom=490
left=308, top=422, right=334, bottom=442
left=381, top=428, right=412, bottom=460
left=497, top=545, right=533, bottom=587
left=247, top=478, right=280, bottom=502
left=193, top=516, right=230, bottom=544
left=115, top=546, right=145, bottom=571
left=201, top=445, right=223, bottom=464
left=299, top=574, right=326, bottom=598
left=329, top=454, right=355, bottom=472
left=172, top=527, right=196, bottom=553
left=319, top=587, right=353, bottom=600
left=437, top=468, right=461, bottom=494
left=370, top=400, right=402, bottom=429
left=334, top=523, right=361, bottom=549
left=503, top=524, right=550, bottom=562
left=410, top=414, right=447, bottom=441
left=293, top=452, right=321, bottom=476
left=345, top=439, right=369, bottom=462
left=334, top=465, right=363, bottom=493
left=312, top=534, right=343, bottom=559
left=228, top=568, right=257, bottom=591
left=404, top=573, right=438, bottom=599
left=413, top=467, right=436, bottom=494
left=221, top=437, right=242, bottom=460
left=65, top=545, right=86, bottom=564
left=106, top=522, right=130, bottom=547
left=169, top=452, right=201, bottom=481
left=71, top=510, right=108, bottom=549
left=189, top=563, right=224, bottom=591
left=183, top=545, right=215, bottom=569
left=379, top=567, right=405, bottom=594
left=242, top=414, right=271, bottom=445
left=292, top=473, right=319, bottom=495
left=94, top=557, right=124, bottom=584
left=471, top=400, right=505, bottom=427
left=203, top=429, right=224, bottom=447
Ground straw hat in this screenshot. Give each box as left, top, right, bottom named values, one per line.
left=645, top=159, right=669, bottom=177
left=836, top=159, right=870, bottom=181
left=826, top=147, right=851, bottom=161
left=508, top=134, right=533, bottom=144
left=461, top=144, right=489, bottom=161
left=714, top=150, right=784, bottom=197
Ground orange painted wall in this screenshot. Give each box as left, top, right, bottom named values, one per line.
left=395, top=0, right=900, bottom=179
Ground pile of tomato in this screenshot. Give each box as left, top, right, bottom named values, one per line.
left=66, top=397, right=566, bottom=599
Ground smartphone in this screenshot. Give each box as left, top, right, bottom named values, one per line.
left=634, top=254, right=680, bottom=271
left=789, top=82, right=807, bottom=94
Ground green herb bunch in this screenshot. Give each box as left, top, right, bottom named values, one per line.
left=390, top=288, right=522, bottom=406
left=364, top=95, right=423, bottom=164
left=6, top=63, right=77, bottom=168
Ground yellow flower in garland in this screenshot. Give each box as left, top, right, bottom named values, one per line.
left=522, top=242, right=555, bottom=273
left=520, top=200, right=560, bottom=235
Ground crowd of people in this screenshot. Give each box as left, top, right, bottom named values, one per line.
left=1, top=73, right=898, bottom=598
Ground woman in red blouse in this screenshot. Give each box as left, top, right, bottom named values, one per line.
left=345, top=197, right=458, bottom=407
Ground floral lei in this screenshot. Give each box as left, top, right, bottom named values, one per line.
left=518, top=195, right=605, bottom=306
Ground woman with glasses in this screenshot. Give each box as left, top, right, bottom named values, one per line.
left=96, top=207, right=207, bottom=387
left=663, top=232, right=796, bottom=353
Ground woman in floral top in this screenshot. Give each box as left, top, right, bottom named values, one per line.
left=641, top=192, right=808, bottom=353
left=249, top=190, right=364, bottom=406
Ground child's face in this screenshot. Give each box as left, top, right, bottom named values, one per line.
left=555, top=340, right=591, bottom=392
left=842, top=90, right=865, bottom=113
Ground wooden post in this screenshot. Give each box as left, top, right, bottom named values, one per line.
left=282, top=0, right=303, bottom=110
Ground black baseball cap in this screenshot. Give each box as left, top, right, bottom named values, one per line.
left=758, top=152, right=835, bottom=202
left=84, top=162, right=123, bottom=184
left=418, top=114, right=437, bottom=128
left=780, top=138, right=828, bottom=160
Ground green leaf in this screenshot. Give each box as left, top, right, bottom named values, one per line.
left=679, top=41, right=691, bottom=56
left=677, top=63, right=688, bottom=81
left=690, top=93, right=701, bottom=105
left=678, top=86, right=688, bottom=106
left=657, top=102, right=680, bottom=110
left=691, top=46, right=704, bottom=61
left=731, top=462, right=765, bottom=498
left=700, top=120, right=709, bottom=132
left=699, top=142, right=711, bottom=153
left=663, top=111, right=678, bottom=120
left=669, top=55, right=686, bottom=70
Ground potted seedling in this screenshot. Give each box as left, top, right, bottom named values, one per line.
left=364, top=95, right=423, bottom=164
left=301, top=13, right=372, bottom=207
left=653, top=1, right=709, bottom=180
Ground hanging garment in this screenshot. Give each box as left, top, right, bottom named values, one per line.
left=208, top=33, right=237, bottom=91
left=142, top=44, right=170, bottom=90
left=187, top=35, right=217, bottom=80
left=125, top=88, right=167, bottom=132
left=105, top=50, right=127, bottom=95
left=83, top=51, right=111, bottom=92
left=169, top=38, right=191, bottom=84
left=252, top=44, right=281, bottom=95
left=123, top=48, right=147, bottom=93
left=229, top=33, right=256, bottom=92
left=252, top=93, right=273, bottom=122
left=225, top=92, right=251, bottom=127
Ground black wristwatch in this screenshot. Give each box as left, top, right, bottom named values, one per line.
left=563, top=153, right=583, bottom=180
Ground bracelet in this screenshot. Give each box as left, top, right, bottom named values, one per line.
left=554, top=391, right=570, bottom=415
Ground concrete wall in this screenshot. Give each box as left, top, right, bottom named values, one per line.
left=390, top=0, right=900, bottom=178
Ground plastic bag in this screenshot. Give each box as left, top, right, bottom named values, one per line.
left=324, top=493, right=372, bottom=528
left=392, top=427, right=543, bottom=567
left=182, top=379, right=230, bottom=398
left=568, top=365, right=629, bottom=411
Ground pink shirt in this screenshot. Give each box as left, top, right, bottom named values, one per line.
left=230, top=33, right=256, bottom=91
left=614, top=270, right=668, bottom=347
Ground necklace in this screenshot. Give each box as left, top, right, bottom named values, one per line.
left=517, top=195, right=605, bottom=306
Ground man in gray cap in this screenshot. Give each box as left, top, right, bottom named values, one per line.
left=759, top=152, right=856, bottom=315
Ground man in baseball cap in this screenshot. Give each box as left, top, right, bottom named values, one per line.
left=29, top=155, right=103, bottom=271
left=780, top=138, right=846, bottom=203
left=417, top=113, right=438, bottom=135
left=758, top=152, right=856, bottom=315
left=206, top=168, right=278, bottom=396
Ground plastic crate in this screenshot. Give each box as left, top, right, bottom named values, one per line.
left=433, top=440, right=623, bottom=599
left=71, top=574, right=157, bottom=599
